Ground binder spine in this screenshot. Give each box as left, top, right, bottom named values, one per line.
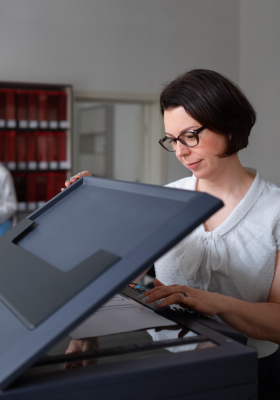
left=59, top=92, right=68, bottom=129
left=17, top=90, right=28, bottom=129
left=48, top=91, right=59, bottom=129
left=0, top=90, right=6, bottom=128
left=38, top=91, right=48, bottom=129
left=6, top=90, right=16, bottom=128
left=48, top=132, right=58, bottom=170
left=28, top=91, right=39, bottom=129
left=13, top=172, right=27, bottom=210
left=36, top=131, right=48, bottom=170
left=27, top=172, right=36, bottom=211
left=58, top=131, right=68, bottom=169
left=36, top=172, right=47, bottom=207
left=4, top=131, right=16, bottom=170
left=27, top=131, right=37, bottom=170
left=17, top=131, right=27, bottom=170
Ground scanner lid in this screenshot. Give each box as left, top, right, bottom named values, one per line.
left=0, top=176, right=223, bottom=389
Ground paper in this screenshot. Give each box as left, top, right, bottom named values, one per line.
left=70, top=294, right=176, bottom=339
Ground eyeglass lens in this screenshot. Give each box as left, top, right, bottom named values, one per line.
left=162, top=132, right=198, bottom=152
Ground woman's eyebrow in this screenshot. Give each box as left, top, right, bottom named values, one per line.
left=165, top=126, right=199, bottom=137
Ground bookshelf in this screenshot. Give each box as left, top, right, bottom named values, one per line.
left=0, top=82, right=72, bottom=221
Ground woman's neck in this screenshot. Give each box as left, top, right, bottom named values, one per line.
left=196, top=155, right=255, bottom=232
left=196, top=155, right=255, bottom=200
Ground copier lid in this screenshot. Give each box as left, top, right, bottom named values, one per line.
left=0, top=176, right=223, bottom=389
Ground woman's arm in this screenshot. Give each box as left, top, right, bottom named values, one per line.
left=217, top=250, right=280, bottom=343
left=142, top=251, right=280, bottom=344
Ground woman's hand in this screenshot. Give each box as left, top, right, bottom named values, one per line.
left=62, top=171, right=92, bottom=191
left=64, top=337, right=99, bottom=369
left=141, top=279, right=227, bottom=317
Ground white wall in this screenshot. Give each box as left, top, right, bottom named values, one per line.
left=114, top=104, right=143, bottom=182
left=0, top=0, right=240, bottom=184
left=239, top=0, right=280, bottom=186
left=0, top=0, right=239, bottom=93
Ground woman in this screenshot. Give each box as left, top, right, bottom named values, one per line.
left=65, top=69, right=280, bottom=398
left=0, top=163, right=17, bottom=235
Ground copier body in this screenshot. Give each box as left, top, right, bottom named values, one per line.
left=0, top=177, right=258, bottom=399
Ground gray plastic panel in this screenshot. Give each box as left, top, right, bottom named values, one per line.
left=0, top=176, right=223, bottom=389
left=0, top=223, right=120, bottom=329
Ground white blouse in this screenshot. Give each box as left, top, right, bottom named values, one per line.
left=0, top=164, right=17, bottom=224
left=154, top=171, right=280, bottom=358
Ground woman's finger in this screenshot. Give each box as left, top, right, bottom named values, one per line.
left=64, top=173, right=82, bottom=188
left=141, top=286, right=188, bottom=304
left=140, top=286, right=170, bottom=300
left=154, top=279, right=180, bottom=289
left=153, top=292, right=192, bottom=308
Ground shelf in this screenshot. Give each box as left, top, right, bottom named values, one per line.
left=0, top=127, right=71, bottom=132
left=0, top=81, right=73, bottom=222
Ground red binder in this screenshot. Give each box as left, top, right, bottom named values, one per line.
left=38, top=91, right=48, bottom=129
left=13, top=172, right=27, bottom=210
left=17, top=90, right=28, bottom=129
left=6, top=89, right=16, bottom=129
left=36, top=173, right=47, bottom=207
left=57, top=131, right=68, bottom=169
left=48, top=91, right=59, bottom=129
left=27, top=172, right=36, bottom=211
left=56, top=171, right=67, bottom=194
left=36, top=131, right=48, bottom=170
left=0, top=90, right=6, bottom=128
left=59, top=91, right=68, bottom=129
left=46, top=172, right=57, bottom=201
left=27, top=132, right=37, bottom=170
left=48, top=132, right=58, bottom=169
left=17, top=131, right=27, bottom=170
left=28, top=91, right=38, bottom=129
left=4, top=131, right=16, bottom=170
left=0, top=131, right=4, bottom=162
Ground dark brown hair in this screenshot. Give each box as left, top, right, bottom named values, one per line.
left=160, top=69, right=256, bottom=157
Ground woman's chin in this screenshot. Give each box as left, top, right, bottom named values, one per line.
left=191, top=168, right=210, bottom=180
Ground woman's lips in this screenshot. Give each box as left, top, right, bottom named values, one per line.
left=186, top=160, right=202, bottom=170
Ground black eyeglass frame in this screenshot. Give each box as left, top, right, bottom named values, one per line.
left=159, top=126, right=206, bottom=152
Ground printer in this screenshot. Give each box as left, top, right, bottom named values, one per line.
left=0, top=176, right=258, bottom=399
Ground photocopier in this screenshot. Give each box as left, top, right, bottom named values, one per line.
left=0, top=176, right=258, bottom=399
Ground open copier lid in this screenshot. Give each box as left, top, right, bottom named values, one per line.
left=0, top=176, right=223, bottom=390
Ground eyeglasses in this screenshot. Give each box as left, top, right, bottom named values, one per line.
left=159, top=126, right=206, bottom=152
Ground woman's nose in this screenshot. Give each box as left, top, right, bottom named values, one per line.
left=175, top=141, right=191, bottom=157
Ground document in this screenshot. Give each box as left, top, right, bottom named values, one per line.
left=70, top=294, right=176, bottom=339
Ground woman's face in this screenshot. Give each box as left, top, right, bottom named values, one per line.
left=163, top=106, right=230, bottom=180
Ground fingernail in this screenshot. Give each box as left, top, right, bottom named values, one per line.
left=142, top=296, right=149, bottom=303
left=77, top=172, right=82, bottom=175
left=156, top=300, right=163, bottom=305
left=65, top=180, right=70, bottom=183
left=70, top=176, right=75, bottom=179
left=137, top=294, right=144, bottom=299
